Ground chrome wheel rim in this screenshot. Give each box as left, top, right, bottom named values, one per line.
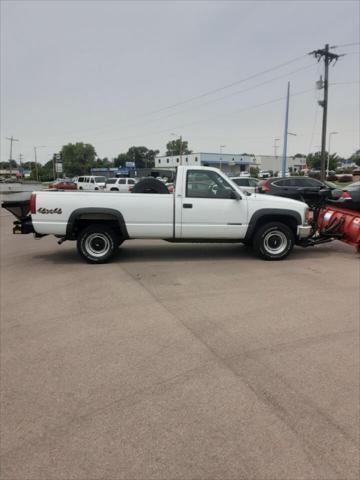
left=264, top=230, right=287, bottom=255
left=84, top=233, right=111, bottom=257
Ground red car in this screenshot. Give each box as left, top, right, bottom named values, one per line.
left=48, top=179, right=77, bottom=190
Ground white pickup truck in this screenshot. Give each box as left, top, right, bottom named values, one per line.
left=5, top=166, right=313, bottom=263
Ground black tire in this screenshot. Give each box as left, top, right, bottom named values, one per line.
left=95, top=187, right=99, bottom=191
left=132, top=178, right=169, bottom=194
left=110, top=188, right=119, bottom=192
left=79, top=187, right=83, bottom=190
left=77, top=224, right=118, bottom=264
left=253, top=222, right=294, bottom=261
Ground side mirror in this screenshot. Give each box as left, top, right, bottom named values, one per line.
left=230, top=190, right=241, bottom=200
left=331, top=188, right=342, bottom=199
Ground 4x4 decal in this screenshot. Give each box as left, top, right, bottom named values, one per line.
left=37, top=207, right=62, bottom=214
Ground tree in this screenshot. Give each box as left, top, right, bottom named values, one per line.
left=0, top=159, right=18, bottom=169
left=249, top=166, right=260, bottom=178
left=294, top=153, right=306, bottom=158
left=350, top=149, right=360, bottom=166
left=306, top=151, right=340, bottom=171
left=166, top=138, right=191, bottom=156
left=61, top=142, right=97, bottom=177
left=93, top=157, right=112, bottom=168
left=114, top=147, right=159, bottom=169
left=114, top=153, right=128, bottom=168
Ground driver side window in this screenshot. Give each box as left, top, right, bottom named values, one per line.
left=186, top=170, right=234, bottom=199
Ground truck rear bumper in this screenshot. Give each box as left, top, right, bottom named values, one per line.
left=297, top=225, right=312, bottom=239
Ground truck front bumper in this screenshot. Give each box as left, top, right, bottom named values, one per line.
left=297, top=225, right=312, bottom=239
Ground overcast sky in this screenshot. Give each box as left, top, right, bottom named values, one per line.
left=1, top=0, right=359, bottom=165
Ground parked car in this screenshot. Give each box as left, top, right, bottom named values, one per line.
left=259, top=170, right=272, bottom=179
left=239, top=171, right=250, bottom=177
left=48, top=179, right=77, bottom=190
left=230, top=177, right=260, bottom=194
left=76, top=176, right=106, bottom=190
left=259, top=176, right=333, bottom=206
left=330, top=181, right=360, bottom=211
left=105, top=178, right=136, bottom=192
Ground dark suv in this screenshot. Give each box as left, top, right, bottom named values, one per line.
left=259, top=177, right=332, bottom=206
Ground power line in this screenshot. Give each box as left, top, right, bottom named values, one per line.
left=331, top=42, right=360, bottom=49
left=34, top=58, right=314, bottom=143
left=140, top=63, right=316, bottom=126
left=89, top=63, right=317, bottom=137
left=145, top=54, right=308, bottom=116
left=94, top=86, right=316, bottom=146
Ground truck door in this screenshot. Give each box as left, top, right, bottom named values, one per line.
left=179, top=169, right=248, bottom=238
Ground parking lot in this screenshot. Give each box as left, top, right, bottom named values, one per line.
left=0, top=209, right=359, bottom=479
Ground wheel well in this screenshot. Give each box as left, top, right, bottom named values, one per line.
left=69, top=214, right=124, bottom=240
left=251, top=215, right=298, bottom=237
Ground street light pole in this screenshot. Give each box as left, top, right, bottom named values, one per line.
left=327, top=131, right=338, bottom=177
left=34, top=146, right=46, bottom=181
left=219, top=145, right=226, bottom=171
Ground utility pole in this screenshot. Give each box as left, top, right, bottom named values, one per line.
left=5, top=136, right=19, bottom=176
left=281, top=82, right=290, bottom=177
left=309, top=44, right=341, bottom=181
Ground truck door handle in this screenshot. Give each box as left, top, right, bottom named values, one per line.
left=183, top=203, right=193, bottom=208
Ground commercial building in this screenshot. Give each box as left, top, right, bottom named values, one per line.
left=155, top=152, right=256, bottom=175
left=255, top=155, right=306, bottom=174
left=155, top=152, right=307, bottom=175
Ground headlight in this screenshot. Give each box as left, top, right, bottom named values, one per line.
left=305, top=208, right=314, bottom=224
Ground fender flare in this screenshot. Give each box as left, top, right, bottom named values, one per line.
left=66, top=208, right=129, bottom=240
left=244, top=208, right=302, bottom=241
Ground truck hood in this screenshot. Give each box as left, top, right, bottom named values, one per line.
left=246, top=193, right=308, bottom=209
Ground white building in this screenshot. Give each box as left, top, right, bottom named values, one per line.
left=155, top=152, right=307, bottom=175
left=254, top=155, right=307, bottom=174
left=155, top=152, right=256, bottom=175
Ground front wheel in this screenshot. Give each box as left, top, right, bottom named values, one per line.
left=77, top=224, right=118, bottom=264
left=253, top=222, right=294, bottom=260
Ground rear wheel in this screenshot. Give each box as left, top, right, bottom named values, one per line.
left=77, top=224, right=118, bottom=264
left=253, top=222, right=294, bottom=260
left=110, top=188, right=119, bottom=191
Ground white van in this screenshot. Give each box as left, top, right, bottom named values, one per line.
left=76, top=176, right=106, bottom=191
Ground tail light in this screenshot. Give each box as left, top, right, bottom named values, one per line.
left=128, top=186, right=133, bottom=192
left=29, top=193, right=36, bottom=214
left=261, top=181, right=270, bottom=193
left=341, top=191, right=351, bottom=199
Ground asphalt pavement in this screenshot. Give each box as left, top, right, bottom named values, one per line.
left=0, top=210, right=359, bottom=480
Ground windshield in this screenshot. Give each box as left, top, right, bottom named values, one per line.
left=94, top=176, right=106, bottom=183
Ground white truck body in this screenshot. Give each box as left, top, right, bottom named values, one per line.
left=10, top=166, right=313, bottom=262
